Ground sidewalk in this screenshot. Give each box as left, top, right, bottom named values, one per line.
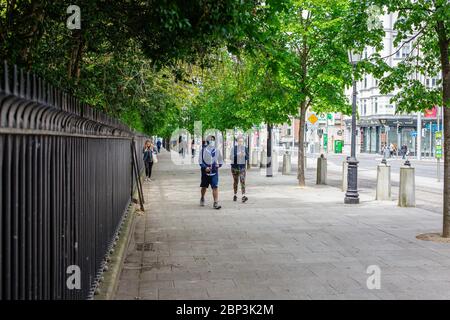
left=115, top=149, right=450, bottom=300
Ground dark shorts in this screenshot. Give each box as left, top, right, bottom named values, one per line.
left=200, top=172, right=219, bottom=189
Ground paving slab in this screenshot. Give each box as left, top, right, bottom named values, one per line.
left=114, top=150, right=450, bottom=300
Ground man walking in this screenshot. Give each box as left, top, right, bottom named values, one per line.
left=199, top=135, right=223, bottom=209
left=156, top=139, right=162, bottom=153
left=230, top=135, right=249, bottom=203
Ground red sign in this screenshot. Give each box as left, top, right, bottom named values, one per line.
left=424, top=106, right=437, bottom=118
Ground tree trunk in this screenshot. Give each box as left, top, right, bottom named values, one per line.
left=68, top=29, right=84, bottom=82
left=266, top=124, right=273, bottom=177
left=437, top=25, right=450, bottom=237
left=297, top=102, right=307, bottom=186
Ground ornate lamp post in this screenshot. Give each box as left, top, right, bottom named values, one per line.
left=345, top=50, right=362, bottom=204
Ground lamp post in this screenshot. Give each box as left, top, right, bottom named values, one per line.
left=345, top=50, right=361, bottom=204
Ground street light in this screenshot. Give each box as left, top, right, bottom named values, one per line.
left=345, top=50, right=362, bottom=204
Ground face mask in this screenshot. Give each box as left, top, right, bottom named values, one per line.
left=209, top=141, right=215, bottom=147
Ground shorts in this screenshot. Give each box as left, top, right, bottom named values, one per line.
left=200, top=171, right=219, bottom=189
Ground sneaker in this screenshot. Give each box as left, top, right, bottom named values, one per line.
left=242, top=196, right=248, bottom=203
left=200, top=198, right=205, bottom=207
left=233, top=195, right=237, bottom=202
left=213, top=202, right=222, bottom=210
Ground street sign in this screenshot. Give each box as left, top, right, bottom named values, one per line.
left=436, top=131, right=443, bottom=159
left=317, top=128, right=323, bottom=137
left=308, top=113, right=318, bottom=125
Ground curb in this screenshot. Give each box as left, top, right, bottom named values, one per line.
left=94, top=183, right=143, bottom=300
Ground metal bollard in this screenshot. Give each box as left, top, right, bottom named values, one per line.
left=342, top=160, right=348, bottom=192
left=251, top=150, right=259, bottom=167
left=398, top=163, right=415, bottom=207
left=282, top=152, right=291, bottom=175
left=260, top=150, right=267, bottom=168
left=316, top=154, right=327, bottom=185
left=272, top=150, right=278, bottom=173
left=376, top=164, right=391, bottom=200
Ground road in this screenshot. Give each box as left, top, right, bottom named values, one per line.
left=272, top=150, right=445, bottom=215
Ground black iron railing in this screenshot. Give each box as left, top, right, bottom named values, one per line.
left=0, top=62, right=147, bottom=299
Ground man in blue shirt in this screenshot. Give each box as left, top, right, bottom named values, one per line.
left=156, top=139, right=162, bottom=153
left=199, top=135, right=223, bottom=209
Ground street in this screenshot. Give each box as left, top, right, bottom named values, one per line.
left=279, top=150, right=444, bottom=215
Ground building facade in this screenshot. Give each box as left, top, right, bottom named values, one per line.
left=344, top=12, right=443, bottom=157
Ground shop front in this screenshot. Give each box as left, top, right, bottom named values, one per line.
left=358, top=116, right=440, bottom=157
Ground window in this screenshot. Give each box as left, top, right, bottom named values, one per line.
left=374, top=98, right=378, bottom=114
left=402, top=42, right=411, bottom=57
left=364, top=77, right=367, bottom=88
left=426, top=78, right=430, bottom=87
left=363, top=99, right=367, bottom=115
left=395, top=41, right=411, bottom=58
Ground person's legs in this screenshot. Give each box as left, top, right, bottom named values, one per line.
left=240, top=169, right=246, bottom=195
left=240, top=169, right=248, bottom=202
left=145, top=161, right=151, bottom=179
left=200, top=171, right=209, bottom=206
left=148, top=161, right=153, bottom=179
left=212, top=187, right=219, bottom=202
left=211, top=175, right=221, bottom=209
left=232, top=168, right=239, bottom=200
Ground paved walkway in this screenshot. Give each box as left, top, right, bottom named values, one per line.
left=115, top=149, right=450, bottom=300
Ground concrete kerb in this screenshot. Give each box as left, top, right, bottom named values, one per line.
left=94, top=178, right=143, bottom=300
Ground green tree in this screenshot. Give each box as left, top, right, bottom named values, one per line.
left=370, top=0, right=450, bottom=237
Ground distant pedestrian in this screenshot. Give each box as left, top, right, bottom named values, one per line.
left=191, top=139, right=195, bottom=158
left=230, top=136, right=249, bottom=203
left=383, top=145, right=390, bottom=160
left=401, top=144, right=408, bottom=159
left=389, top=143, right=394, bottom=158
left=156, top=139, right=162, bottom=153
left=143, top=140, right=157, bottom=181
left=199, top=135, right=223, bottom=209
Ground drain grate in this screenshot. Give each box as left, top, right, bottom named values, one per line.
left=136, top=242, right=154, bottom=251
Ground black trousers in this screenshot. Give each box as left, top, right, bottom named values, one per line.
left=145, top=161, right=153, bottom=178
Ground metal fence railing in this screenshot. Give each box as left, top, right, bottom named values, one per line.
left=0, top=62, right=147, bottom=299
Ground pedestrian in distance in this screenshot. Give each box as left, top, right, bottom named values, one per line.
left=230, top=135, right=249, bottom=203
left=199, top=135, right=223, bottom=209
left=383, top=145, right=390, bottom=160
left=143, top=140, right=157, bottom=181
left=156, top=139, right=162, bottom=153
left=401, top=144, right=408, bottom=159
left=389, top=143, right=394, bottom=158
